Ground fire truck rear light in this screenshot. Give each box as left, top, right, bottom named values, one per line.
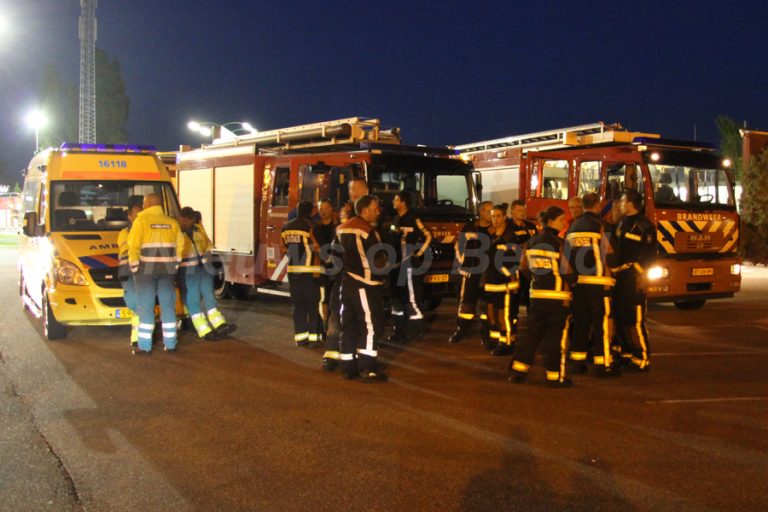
left=647, top=266, right=667, bottom=281
left=730, top=264, right=741, bottom=275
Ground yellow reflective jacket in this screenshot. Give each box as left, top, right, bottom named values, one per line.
left=180, top=223, right=213, bottom=268
left=127, top=205, right=185, bottom=275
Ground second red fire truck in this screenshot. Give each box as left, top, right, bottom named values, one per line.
left=456, top=123, right=741, bottom=309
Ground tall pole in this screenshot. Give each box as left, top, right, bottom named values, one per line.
left=79, top=0, right=97, bottom=143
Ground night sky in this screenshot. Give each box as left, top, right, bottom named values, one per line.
left=1, top=0, right=767, bottom=181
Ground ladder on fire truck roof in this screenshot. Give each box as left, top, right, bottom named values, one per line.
left=204, top=117, right=402, bottom=152
left=454, top=122, right=660, bottom=155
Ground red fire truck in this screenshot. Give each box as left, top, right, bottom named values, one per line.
left=175, top=117, right=479, bottom=302
left=457, top=123, right=741, bottom=309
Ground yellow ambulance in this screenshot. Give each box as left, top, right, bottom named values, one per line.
left=18, top=143, right=180, bottom=339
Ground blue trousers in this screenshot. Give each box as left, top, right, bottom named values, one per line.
left=182, top=266, right=218, bottom=316
left=121, top=277, right=137, bottom=311
left=134, top=274, right=177, bottom=351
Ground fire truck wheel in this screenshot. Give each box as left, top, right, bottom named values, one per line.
left=43, top=290, right=68, bottom=340
left=674, top=300, right=706, bottom=310
left=215, top=281, right=249, bottom=300
left=421, top=296, right=442, bottom=312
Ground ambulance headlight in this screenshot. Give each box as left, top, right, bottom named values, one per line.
left=54, top=258, right=88, bottom=286
left=646, top=265, right=667, bottom=281
left=730, top=263, right=741, bottom=275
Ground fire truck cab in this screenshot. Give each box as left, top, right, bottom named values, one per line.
left=175, top=117, right=479, bottom=301
left=458, top=123, right=741, bottom=309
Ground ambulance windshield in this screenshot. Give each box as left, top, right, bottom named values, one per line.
left=50, top=181, right=179, bottom=232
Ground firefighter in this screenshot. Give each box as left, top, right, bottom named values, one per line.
left=388, top=191, right=432, bottom=342
left=178, top=207, right=236, bottom=341
left=282, top=200, right=323, bottom=347
left=609, top=188, right=656, bottom=371
left=508, top=200, right=538, bottom=309
left=483, top=204, right=522, bottom=356
left=510, top=206, right=575, bottom=387
left=564, top=193, right=619, bottom=377
left=117, top=201, right=143, bottom=349
left=127, top=193, right=185, bottom=354
left=338, top=195, right=389, bottom=382
left=313, top=199, right=337, bottom=336
left=448, top=200, right=493, bottom=343
left=322, top=179, right=369, bottom=371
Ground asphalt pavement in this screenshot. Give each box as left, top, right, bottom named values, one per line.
left=1, top=245, right=767, bottom=511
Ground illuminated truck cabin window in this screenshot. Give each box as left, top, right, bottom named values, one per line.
left=578, top=161, right=601, bottom=195
left=367, top=155, right=476, bottom=214
left=50, top=181, right=178, bottom=232
left=649, top=164, right=734, bottom=208
left=530, top=159, right=568, bottom=199
left=300, top=164, right=357, bottom=208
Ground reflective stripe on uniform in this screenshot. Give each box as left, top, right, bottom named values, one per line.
left=512, top=361, right=530, bottom=373
left=530, top=289, right=572, bottom=300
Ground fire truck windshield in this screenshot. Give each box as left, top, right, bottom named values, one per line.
left=50, top=181, right=179, bottom=232
left=649, top=164, right=735, bottom=208
left=368, top=154, right=477, bottom=214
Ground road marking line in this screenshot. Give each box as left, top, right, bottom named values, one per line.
left=647, top=397, right=768, bottom=405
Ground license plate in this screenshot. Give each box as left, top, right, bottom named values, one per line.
left=424, top=273, right=449, bottom=284
left=116, top=308, right=133, bottom=318
left=691, top=267, right=714, bottom=277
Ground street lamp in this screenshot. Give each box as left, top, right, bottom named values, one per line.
left=25, top=109, right=48, bottom=154
left=187, top=121, right=258, bottom=142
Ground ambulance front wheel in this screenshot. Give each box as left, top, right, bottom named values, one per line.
left=42, top=290, right=68, bottom=340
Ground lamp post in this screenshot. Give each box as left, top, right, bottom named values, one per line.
left=187, top=121, right=258, bottom=142
left=25, top=109, right=48, bottom=154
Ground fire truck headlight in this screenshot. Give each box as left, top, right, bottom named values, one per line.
left=53, top=258, right=88, bottom=286
left=646, top=265, right=667, bottom=281
left=730, top=263, right=741, bottom=276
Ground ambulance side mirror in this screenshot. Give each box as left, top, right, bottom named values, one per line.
left=22, top=211, right=43, bottom=237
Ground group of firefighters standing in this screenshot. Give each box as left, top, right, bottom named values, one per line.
left=280, top=177, right=657, bottom=387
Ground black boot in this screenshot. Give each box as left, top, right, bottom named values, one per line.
left=448, top=319, right=470, bottom=343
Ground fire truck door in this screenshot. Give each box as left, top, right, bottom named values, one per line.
left=264, top=164, right=292, bottom=282
left=525, top=156, right=570, bottom=221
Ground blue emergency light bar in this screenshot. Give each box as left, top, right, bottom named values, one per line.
left=60, top=142, right=157, bottom=153
left=632, top=137, right=716, bottom=150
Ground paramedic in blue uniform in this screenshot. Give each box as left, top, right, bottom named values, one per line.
left=127, top=193, right=185, bottom=354
left=117, top=202, right=143, bottom=349
left=178, top=207, right=236, bottom=341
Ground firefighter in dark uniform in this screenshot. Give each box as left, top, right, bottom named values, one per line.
left=609, top=188, right=656, bottom=371
left=564, top=193, right=619, bottom=377
left=388, top=191, right=432, bottom=342
left=313, top=199, right=337, bottom=335
left=338, top=195, right=389, bottom=382
left=510, top=206, right=575, bottom=387
left=323, top=179, right=370, bottom=371
left=448, top=200, right=493, bottom=343
left=483, top=204, right=522, bottom=356
left=281, top=200, right=323, bottom=346
left=509, top=199, right=538, bottom=309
